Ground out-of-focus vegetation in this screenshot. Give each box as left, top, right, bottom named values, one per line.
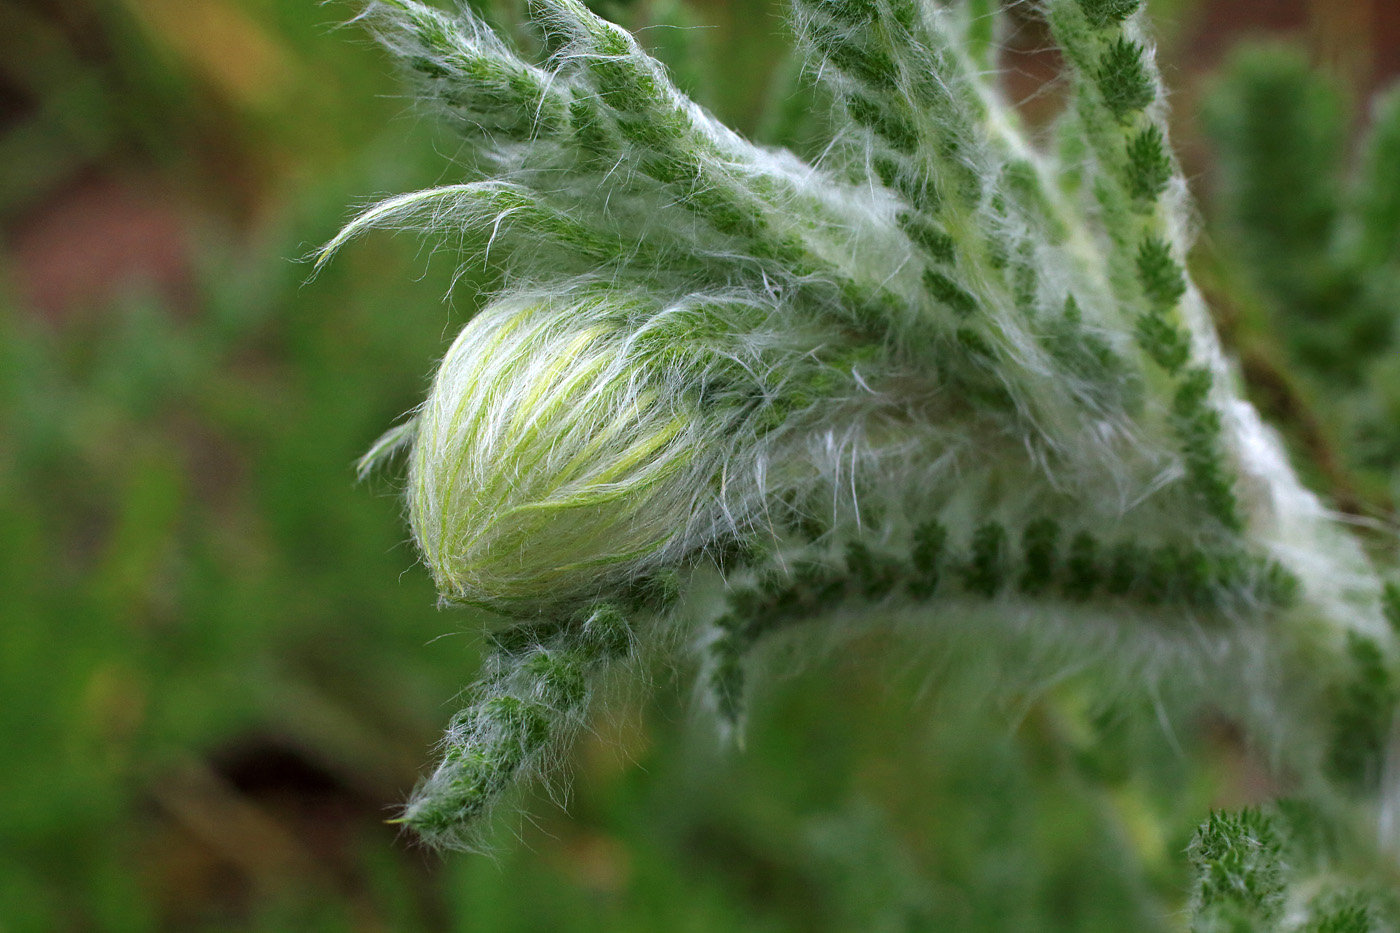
left=1, top=0, right=1397, bottom=929
left=1199, top=41, right=1400, bottom=519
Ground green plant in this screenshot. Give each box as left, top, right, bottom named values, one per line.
left=323, top=0, right=1400, bottom=920
left=1202, top=44, right=1400, bottom=509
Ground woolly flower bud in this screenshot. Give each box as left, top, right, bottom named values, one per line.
left=409, top=293, right=734, bottom=613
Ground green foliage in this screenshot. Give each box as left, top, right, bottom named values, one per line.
left=1096, top=38, right=1155, bottom=121
left=1134, top=312, right=1192, bottom=373
left=1077, top=0, right=1142, bottom=29
left=962, top=522, right=1009, bottom=597
left=1137, top=237, right=1188, bottom=309
left=1204, top=46, right=1346, bottom=307
left=1170, top=367, right=1243, bottom=530
left=1186, top=804, right=1400, bottom=932
left=1203, top=45, right=1384, bottom=381
left=1188, top=808, right=1285, bottom=930
left=0, top=175, right=472, bottom=927
left=1326, top=634, right=1397, bottom=794
left=1063, top=531, right=1102, bottom=600
left=923, top=268, right=980, bottom=316
left=1354, top=88, right=1400, bottom=272
left=899, top=211, right=958, bottom=263
left=1203, top=43, right=1400, bottom=518
left=1125, top=126, right=1172, bottom=203
left=910, top=520, right=949, bottom=597
left=1019, top=518, right=1061, bottom=595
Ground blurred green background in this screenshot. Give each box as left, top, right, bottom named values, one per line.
left=3, top=0, right=1399, bottom=929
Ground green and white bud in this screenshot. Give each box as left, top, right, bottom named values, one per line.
left=407, top=293, right=712, bottom=612
left=403, top=289, right=880, bottom=613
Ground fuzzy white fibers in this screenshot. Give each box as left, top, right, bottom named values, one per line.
left=407, top=287, right=888, bottom=613
left=410, top=293, right=712, bottom=611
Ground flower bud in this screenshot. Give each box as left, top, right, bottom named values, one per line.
left=409, top=293, right=720, bottom=612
